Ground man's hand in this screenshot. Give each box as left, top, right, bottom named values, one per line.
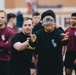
left=74, top=59, right=76, bottom=64
left=30, top=34, right=37, bottom=42
left=61, top=32, right=69, bottom=41
left=30, top=68, right=36, bottom=75
left=55, top=24, right=61, bottom=29
left=26, top=38, right=30, bottom=43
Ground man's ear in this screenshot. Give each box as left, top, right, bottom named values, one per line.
left=10, top=18, right=13, bottom=22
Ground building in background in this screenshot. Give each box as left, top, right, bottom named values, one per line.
left=1, top=0, right=75, bottom=14
left=1, top=0, right=76, bottom=29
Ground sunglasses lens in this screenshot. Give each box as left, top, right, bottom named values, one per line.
left=42, top=19, right=47, bottom=24
left=42, top=18, right=54, bottom=24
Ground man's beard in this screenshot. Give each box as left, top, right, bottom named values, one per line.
left=26, top=33, right=30, bottom=35
left=72, top=23, right=76, bottom=26
left=0, top=24, right=3, bottom=27
left=24, top=31, right=31, bottom=36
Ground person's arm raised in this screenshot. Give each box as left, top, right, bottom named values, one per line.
left=13, top=38, right=30, bottom=51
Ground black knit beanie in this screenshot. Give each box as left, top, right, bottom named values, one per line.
left=41, top=10, right=56, bottom=20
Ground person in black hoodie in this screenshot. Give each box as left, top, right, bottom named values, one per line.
left=16, top=11, right=24, bottom=32
left=32, top=10, right=65, bottom=74
left=29, top=10, right=69, bottom=75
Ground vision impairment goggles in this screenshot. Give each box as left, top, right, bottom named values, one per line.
left=42, top=18, right=55, bottom=25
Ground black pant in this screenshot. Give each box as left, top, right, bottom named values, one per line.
left=0, top=61, right=9, bottom=75
left=9, top=66, right=30, bottom=75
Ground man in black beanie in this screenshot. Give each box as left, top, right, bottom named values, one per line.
left=41, top=10, right=56, bottom=20
left=32, top=10, right=57, bottom=33
left=29, top=10, right=69, bottom=75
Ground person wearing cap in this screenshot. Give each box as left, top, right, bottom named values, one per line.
left=29, top=10, right=69, bottom=75
left=32, top=10, right=64, bottom=33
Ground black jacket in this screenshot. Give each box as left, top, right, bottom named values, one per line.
left=29, top=28, right=68, bottom=75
